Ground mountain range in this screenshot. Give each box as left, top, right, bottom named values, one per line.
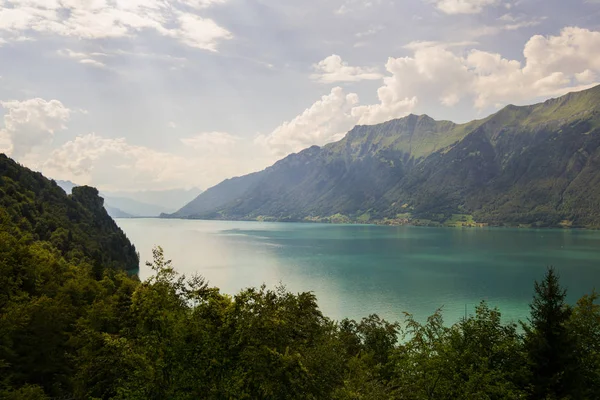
left=57, top=180, right=202, bottom=218
left=168, top=84, right=600, bottom=228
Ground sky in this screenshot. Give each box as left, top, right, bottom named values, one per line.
left=0, top=0, right=599, bottom=192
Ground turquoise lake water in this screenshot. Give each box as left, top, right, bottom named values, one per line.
left=116, top=219, right=600, bottom=326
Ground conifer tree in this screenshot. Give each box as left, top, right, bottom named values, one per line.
left=523, top=267, right=577, bottom=399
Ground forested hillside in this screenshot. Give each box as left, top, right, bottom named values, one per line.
left=2, top=154, right=600, bottom=399
left=0, top=155, right=138, bottom=272
left=171, top=85, right=600, bottom=228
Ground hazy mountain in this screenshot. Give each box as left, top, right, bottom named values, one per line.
left=169, top=85, right=600, bottom=228
left=169, top=173, right=262, bottom=218
left=56, top=180, right=78, bottom=194
left=56, top=181, right=201, bottom=217
left=103, top=188, right=203, bottom=212
left=100, top=196, right=170, bottom=217
left=104, top=205, right=135, bottom=218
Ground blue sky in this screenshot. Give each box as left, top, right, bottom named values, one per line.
left=1, top=0, right=599, bottom=191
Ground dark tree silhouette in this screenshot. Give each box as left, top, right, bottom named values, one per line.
left=523, top=267, right=577, bottom=399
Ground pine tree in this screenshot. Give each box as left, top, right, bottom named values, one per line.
left=523, top=267, right=577, bottom=399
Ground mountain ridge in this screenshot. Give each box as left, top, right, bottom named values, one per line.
left=0, top=154, right=139, bottom=272
left=57, top=180, right=202, bottom=217
left=169, top=85, right=600, bottom=228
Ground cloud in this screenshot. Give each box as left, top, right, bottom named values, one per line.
left=258, top=27, right=600, bottom=158
left=355, top=25, right=384, bottom=38
left=57, top=49, right=108, bottom=68
left=335, top=0, right=384, bottom=15
left=0, top=130, right=12, bottom=154
left=523, top=27, right=600, bottom=78
left=0, top=0, right=232, bottom=51
left=43, top=133, right=198, bottom=191
left=0, top=101, right=264, bottom=191
left=167, top=11, right=232, bottom=51
left=0, top=98, right=71, bottom=157
left=78, top=59, right=107, bottom=68
left=43, top=131, right=272, bottom=191
left=311, top=55, right=383, bottom=83
left=366, top=27, right=600, bottom=112
left=352, top=45, right=470, bottom=122
left=429, top=0, right=501, bottom=14
left=180, top=131, right=239, bottom=154
left=576, top=70, right=597, bottom=84
left=469, top=14, right=545, bottom=37
left=255, top=87, right=361, bottom=156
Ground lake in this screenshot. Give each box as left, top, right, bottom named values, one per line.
left=116, top=218, right=600, bottom=326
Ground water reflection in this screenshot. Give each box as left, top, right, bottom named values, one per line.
left=117, top=219, right=600, bottom=325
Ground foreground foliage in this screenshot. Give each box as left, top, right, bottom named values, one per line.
left=2, top=239, right=599, bottom=399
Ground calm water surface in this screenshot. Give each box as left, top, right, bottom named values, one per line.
left=116, top=219, right=600, bottom=325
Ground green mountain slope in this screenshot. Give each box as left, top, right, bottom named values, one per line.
left=0, top=154, right=139, bottom=272
left=171, top=85, right=600, bottom=228
left=168, top=171, right=263, bottom=218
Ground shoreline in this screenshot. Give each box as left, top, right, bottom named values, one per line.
left=127, top=215, right=599, bottom=231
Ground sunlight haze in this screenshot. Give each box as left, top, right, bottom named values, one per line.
left=1, top=0, right=599, bottom=191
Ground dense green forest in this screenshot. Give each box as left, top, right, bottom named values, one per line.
left=0, top=154, right=139, bottom=273
left=171, top=85, right=600, bottom=228
left=3, top=154, right=600, bottom=399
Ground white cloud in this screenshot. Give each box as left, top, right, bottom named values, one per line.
left=576, top=70, right=597, bottom=84
left=0, top=98, right=71, bottom=157
left=43, top=132, right=272, bottom=191
left=335, top=0, right=384, bottom=15
left=79, top=58, right=107, bottom=68
left=0, top=130, right=12, bottom=154
left=523, top=27, right=600, bottom=78
left=0, top=98, right=268, bottom=191
left=353, top=46, right=470, bottom=122
left=470, top=14, right=545, bottom=37
left=367, top=27, right=600, bottom=112
left=0, top=0, right=232, bottom=51
left=255, top=87, right=362, bottom=156
left=430, top=0, right=501, bottom=14
left=168, top=11, right=232, bottom=51
left=355, top=25, right=384, bottom=38
left=311, top=55, right=383, bottom=83
left=43, top=133, right=197, bottom=191
left=57, top=49, right=108, bottom=68
left=259, top=27, right=600, bottom=158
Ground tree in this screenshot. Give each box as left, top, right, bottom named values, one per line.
left=390, top=309, right=453, bottom=399
left=568, top=291, right=600, bottom=398
left=523, top=267, right=577, bottom=399
left=446, top=302, right=526, bottom=399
